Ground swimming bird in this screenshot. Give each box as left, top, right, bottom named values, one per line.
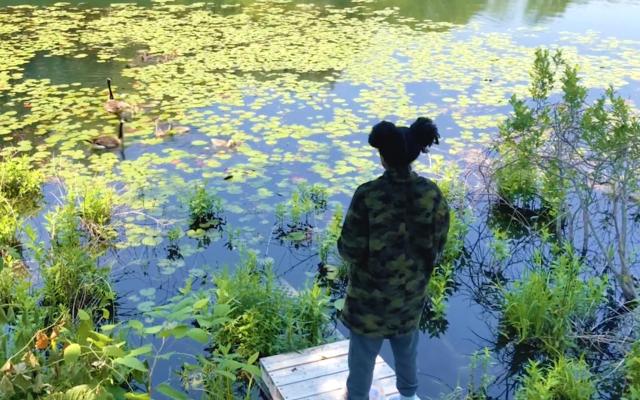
left=88, top=120, right=124, bottom=149
left=155, top=119, right=190, bottom=138
left=211, top=138, right=241, bottom=151
left=104, top=78, right=132, bottom=115
left=154, top=118, right=173, bottom=138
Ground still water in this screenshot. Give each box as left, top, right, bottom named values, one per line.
left=1, top=0, right=639, bottom=398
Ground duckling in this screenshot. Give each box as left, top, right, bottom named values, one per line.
left=154, top=118, right=173, bottom=138
left=104, top=78, right=132, bottom=115
left=87, top=120, right=124, bottom=150
left=211, top=138, right=241, bottom=151
left=155, top=119, right=190, bottom=138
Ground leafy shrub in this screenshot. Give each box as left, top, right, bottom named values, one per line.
left=74, top=183, right=117, bottom=243
left=515, top=357, right=596, bottom=400
left=421, top=162, right=470, bottom=336
left=0, top=200, right=20, bottom=251
left=33, top=201, right=113, bottom=314
left=0, top=310, right=149, bottom=400
left=179, top=344, right=260, bottom=400
left=500, top=245, right=606, bottom=355
left=0, top=156, right=43, bottom=212
left=274, top=183, right=328, bottom=247
left=187, top=184, right=224, bottom=229
left=625, top=341, right=640, bottom=400
left=213, top=252, right=331, bottom=359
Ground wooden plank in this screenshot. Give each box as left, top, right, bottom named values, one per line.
left=279, top=362, right=396, bottom=400
left=270, top=352, right=386, bottom=386
left=260, top=340, right=349, bottom=372
left=297, top=375, right=400, bottom=400
left=260, top=360, right=283, bottom=400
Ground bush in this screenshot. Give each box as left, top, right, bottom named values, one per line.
left=213, top=252, right=331, bottom=359
left=515, top=357, right=596, bottom=400
left=625, top=341, right=640, bottom=400
left=0, top=310, right=149, bottom=400
left=0, top=200, right=20, bottom=251
left=500, top=244, right=606, bottom=355
left=0, top=156, right=42, bottom=212
left=74, top=183, right=117, bottom=243
left=274, top=183, right=328, bottom=248
left=35, top=201, right=113, bottom=314
left=187, top=184, right=224, bottom=229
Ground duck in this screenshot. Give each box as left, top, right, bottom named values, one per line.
left=104, top=78, right=132, bottom=115
left=87, top=120, right=124, bottom=150
left=211, top=138, right=241, bottom=151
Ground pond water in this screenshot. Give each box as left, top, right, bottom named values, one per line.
left=1, top=0, right=640, bottom=398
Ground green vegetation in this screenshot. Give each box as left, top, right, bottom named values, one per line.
left=0, top=156, right=43, bottom=212
left=421, top=162, right=470, bottom=336
left=187, top=184, right=224, bottom=229
left=274, top=183, right=328, bottom=247
left=213, top=252, right=331, bottom=358
left=0, top=201, right=20, bottom=252
left=491, top=48, right=640, bottom=302
left=625, top=341, right=640, bottom=400
left=515, top=357, right=596, bottom=400
left=34, top=199, right=113, bottom=313
left=144, top=251, right=332, bottom=399
left=500, top=244, right=606, bottom=355
left=0, top=0, right=639, bottom=396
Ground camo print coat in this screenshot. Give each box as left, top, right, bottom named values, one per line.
left=337, top=166, right=450, bottom=338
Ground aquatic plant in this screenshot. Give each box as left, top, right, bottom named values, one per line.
left=0, top=156, right=42, bottom=212
left=490, top=48, right=640, bottom=303
left=187, top=184, right=224, bottom=230
left=625, top=341, right=640, bottom=400
left=0, top=200, right=20, bottom=252
left=179, top=344, right=260, bottom=400
left=499, top=245, right=606, bottom=356
left=32, top=200, right=113, bottom=315
left=420, top=162, right=471, bottom=336
left=273, top=183, right=328, bottom=248
left=515, top=357, right=596, bottom=400
left=213, top=252, right=332, bottom=359
left=74, top=182, right=118, bottom=245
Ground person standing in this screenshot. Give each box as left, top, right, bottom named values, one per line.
left=338, top=117, right=450, bottom=400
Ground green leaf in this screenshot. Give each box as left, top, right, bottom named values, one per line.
left=186, top=328, right=209, bottom=344
left=128, top=345, right=153, bottom=357
left=64, top=343, right=82, bottom=364
left=77, top=309, right=91, bottom=321
left=144, top=325, right=163, bottom=335
left=247, top=352, right=259, bottom=365
left=155, top=383, right=189, bottom=400
left=128, top=320, right=144, bottom=332
left=193, top=297, right=209, bottom=310
left=114, top=356, right=148, bottom=372
left=124, top=393, right=151, bottom=400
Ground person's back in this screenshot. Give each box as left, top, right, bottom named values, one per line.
left=338, top=118, right=450, bottom=400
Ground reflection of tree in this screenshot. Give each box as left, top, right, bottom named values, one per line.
left=485, top=0, right=587, bottom=24
left=523, top=0, right=576, bottom=23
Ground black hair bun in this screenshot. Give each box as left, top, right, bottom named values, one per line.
left=368, top=121, right=398, bottom=149
left=409, top=117, right=439, bottom=151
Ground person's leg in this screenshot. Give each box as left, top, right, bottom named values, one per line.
left=389, top=330, right=419, bottom=398
left=346, top=331, right=384, bottom=400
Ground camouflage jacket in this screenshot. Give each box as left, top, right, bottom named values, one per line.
left=337, top=166, right=450, bottom=338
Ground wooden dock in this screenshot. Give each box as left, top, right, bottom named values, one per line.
left=259, top=339, right=403, bottom=400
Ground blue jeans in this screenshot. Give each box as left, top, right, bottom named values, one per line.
left=346, top=330, right=419, bottom=400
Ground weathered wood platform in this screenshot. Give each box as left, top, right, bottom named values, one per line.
left=259, top=339, right=402, bottom=400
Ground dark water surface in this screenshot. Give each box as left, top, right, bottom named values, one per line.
left=1, top=0, right=640, bottom=398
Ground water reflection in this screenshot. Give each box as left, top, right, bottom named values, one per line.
left=0, top=0, right=631, bottom=28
